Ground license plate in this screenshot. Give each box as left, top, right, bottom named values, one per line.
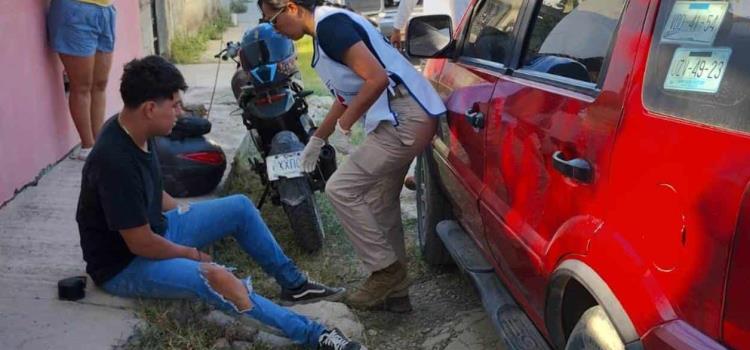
left=661, top=1, right=729, bottom=45
left=663, top=47, right=732, bottom=93
left=266, top=151, right=303, bottom=181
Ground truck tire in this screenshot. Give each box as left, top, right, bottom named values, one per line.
left=565, top=306, right=625, bottom=350
left=415, top=148, right=453, bottom=265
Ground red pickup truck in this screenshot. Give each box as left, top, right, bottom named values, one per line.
left=405, top=0, right=750, bottom=348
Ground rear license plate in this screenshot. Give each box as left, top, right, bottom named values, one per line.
left=664, top=47, right=732, bottom=94
left=661, top=1, right=729, bottom=45
left=266, top=151, right=303, bottom=181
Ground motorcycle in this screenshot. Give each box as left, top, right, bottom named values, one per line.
left=156, top=112, right=227, bottom=198
left=215, top=23, right=337, bottom=253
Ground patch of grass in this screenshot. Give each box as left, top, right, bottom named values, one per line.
left=170, top=33, right=205, bottom=64
left=170, top=9, right=232, bottom=64
left=219, top=164, right=364, bottom=287
left=205, top=8, right=232, bottom=40
left=125, top=300, right=222, bottom=350
left=294, top=37, right=327, bottom=96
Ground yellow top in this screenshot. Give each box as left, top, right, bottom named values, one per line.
left=77, top=0, right=113, bottom=6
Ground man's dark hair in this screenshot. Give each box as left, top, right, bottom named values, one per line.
left=120, top=55, right=188, bottom=109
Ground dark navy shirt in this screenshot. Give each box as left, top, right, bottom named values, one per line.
left=317, top=13, right=381, bottom=65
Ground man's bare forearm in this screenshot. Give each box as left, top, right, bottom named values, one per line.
left=162, top=191, right=178, bottom=212
left=131, top=233, right=196, bottom=260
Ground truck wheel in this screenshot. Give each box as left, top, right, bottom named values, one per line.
left=415, top=149, right=453, bottom=265
left=565, top=306, right=625, bottom=350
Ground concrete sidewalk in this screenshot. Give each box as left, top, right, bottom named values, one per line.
left=0, top=44, right=248, bottom=350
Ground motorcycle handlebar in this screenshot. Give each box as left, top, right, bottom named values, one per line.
left=214, top=42, right=241, bottom=61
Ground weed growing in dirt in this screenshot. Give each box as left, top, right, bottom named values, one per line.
left=124, top=301, right=222, bottom=350
left=170, top=9, right=232, bottom=64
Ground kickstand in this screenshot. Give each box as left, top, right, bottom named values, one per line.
left=257, top=183, right=271, bottom=210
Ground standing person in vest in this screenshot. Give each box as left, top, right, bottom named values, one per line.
left=47, top=0, right=117, bottom=160
left=257, top=0, right=446, bottom=311
left=389, top=0, right=470, bottom=191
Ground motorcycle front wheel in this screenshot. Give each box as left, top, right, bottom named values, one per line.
left=278, top=178, right=325, bottom=253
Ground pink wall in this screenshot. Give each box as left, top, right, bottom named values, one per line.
left=0, top=1, right=144, bottom=204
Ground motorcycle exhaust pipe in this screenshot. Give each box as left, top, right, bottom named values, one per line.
left=318, top=144, right=337, bottom=181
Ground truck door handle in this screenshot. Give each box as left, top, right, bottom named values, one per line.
left=464, top=107, right=485, bottom=129
left=552, top=151, right=593, bottom=183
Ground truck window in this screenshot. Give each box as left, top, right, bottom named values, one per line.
left=520, top=0, right=626, bottom=84
left=461, top=0, right=524, bottom=65
left=643, top=0, right=750, bottom=133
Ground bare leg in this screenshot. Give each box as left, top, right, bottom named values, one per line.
left=60, top=54, right=95, bottom=148
left=90, top=51, right=113, bottom=139
left=201, top=263, right=253, bottom=311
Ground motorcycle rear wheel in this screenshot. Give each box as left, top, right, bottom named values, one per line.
left=281, top=187, right=324, bottom=253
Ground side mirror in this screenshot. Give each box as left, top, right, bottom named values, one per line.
left=406, top=15, right=454, bottom=58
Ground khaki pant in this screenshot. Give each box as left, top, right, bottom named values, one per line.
left=326, top=91, right=438, bottom=272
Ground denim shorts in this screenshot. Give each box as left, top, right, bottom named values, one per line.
left=47, top=0, right=116, bottom=56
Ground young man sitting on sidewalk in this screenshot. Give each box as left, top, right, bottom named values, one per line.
left=76, top=55, right=363, bottom=350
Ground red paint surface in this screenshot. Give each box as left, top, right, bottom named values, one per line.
left=422, top=0, right=748, bottom=347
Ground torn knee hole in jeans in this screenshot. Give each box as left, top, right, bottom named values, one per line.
left=199, top=262, right=254, bottom=313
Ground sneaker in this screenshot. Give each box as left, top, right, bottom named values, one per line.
left=69, top=147, right=92, bottom=161
left=318, top=328, right=364, bottom=350
left=344, top=261, right=409, bottom=309
left=280, top=280, right=345, bottom=305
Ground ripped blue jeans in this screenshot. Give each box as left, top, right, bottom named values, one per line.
left=102, top=195, right=326, bottom=348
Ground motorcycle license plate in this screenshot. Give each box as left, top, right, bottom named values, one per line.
left=266, top=151, right=303, bottom=181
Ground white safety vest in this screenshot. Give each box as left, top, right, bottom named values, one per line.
left=312, top=6, right=446, bottom=135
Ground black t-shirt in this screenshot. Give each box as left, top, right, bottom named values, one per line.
left=76, top=116, right=167, bottom=285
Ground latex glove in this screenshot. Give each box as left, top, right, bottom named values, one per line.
left=330, top=120, right=354, bottom=155
left=300, top=136, right=325, bottom=173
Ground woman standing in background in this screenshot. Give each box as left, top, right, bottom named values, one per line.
left=48, top=0, right=116, bottom=160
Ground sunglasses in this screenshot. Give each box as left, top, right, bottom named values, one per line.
left=265, top=6, right=287, bottom=25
